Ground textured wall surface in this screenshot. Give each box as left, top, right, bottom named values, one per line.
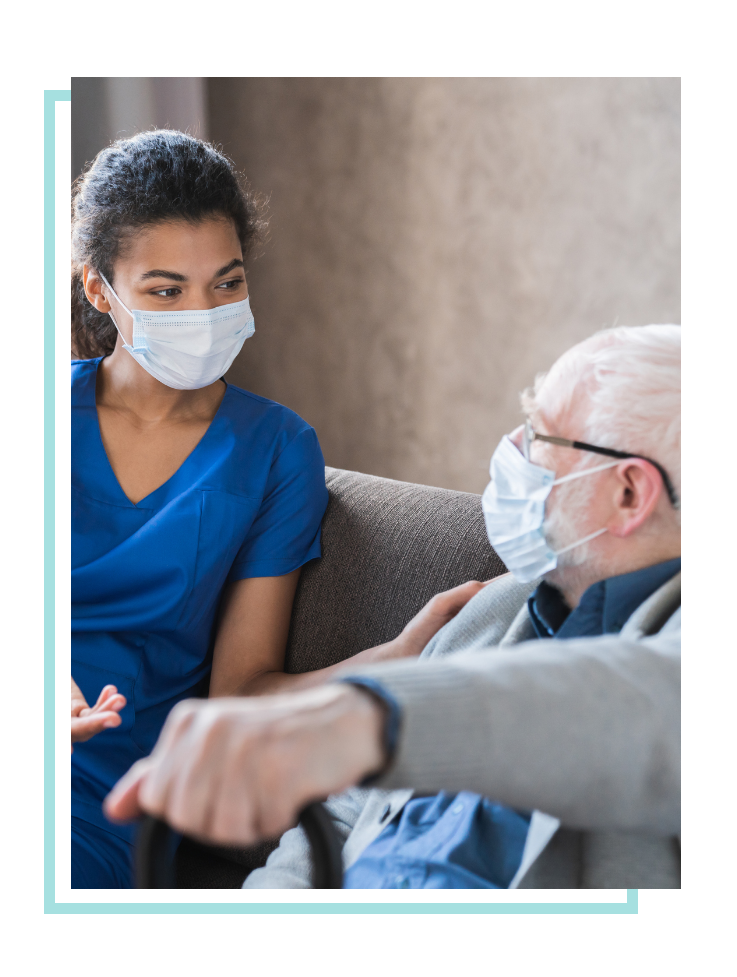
left=210, top=78, right=680, bottom=493
left=72, top=78, right=209, bottom=181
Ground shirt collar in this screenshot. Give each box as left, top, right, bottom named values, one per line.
left=528, top=557, right=681, bottom=640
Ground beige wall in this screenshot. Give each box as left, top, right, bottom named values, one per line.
left=211, top=78, right=680, bottom=494
left=72, top=78, right=209, bottom=180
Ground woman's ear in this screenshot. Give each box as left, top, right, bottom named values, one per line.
left=83, top=266, right=111, bottom=313
left=607, top=458, right=665, bottom=538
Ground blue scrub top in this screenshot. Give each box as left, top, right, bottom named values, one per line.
left=71, top=357, right=328, bottom=840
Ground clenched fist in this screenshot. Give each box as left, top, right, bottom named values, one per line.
left=104, top=683, right=385, bottom=846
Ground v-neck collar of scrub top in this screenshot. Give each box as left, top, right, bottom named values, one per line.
left=82, top=356, right=232, bottom=510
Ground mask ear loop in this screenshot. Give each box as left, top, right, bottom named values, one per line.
left=552, top=458, right=620, bottom=486
left=548, top=459, right=620, bottom=556
left=98, top=272, right=134, bottom=346
left=554, top=526, right=608, bottom=556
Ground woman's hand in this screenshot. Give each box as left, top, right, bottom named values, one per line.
left=381, top=579, right=494, bottom=660
left=207, top=576, right=496, bottom=695
left=71, top=677, right=126, bottom=752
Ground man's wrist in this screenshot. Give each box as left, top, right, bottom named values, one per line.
left=336, top=677, right=402, bottom=783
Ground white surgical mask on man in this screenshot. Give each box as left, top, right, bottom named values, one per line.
left=481, top=434, right=619, bottom=583
left=99, top=273, right=255, bottom=390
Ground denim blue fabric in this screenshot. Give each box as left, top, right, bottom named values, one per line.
left=344, top=793, right=531, bottom=889
left=71, top=357, right=328, bottom=887
left=345, top=558, right=681, bottom=889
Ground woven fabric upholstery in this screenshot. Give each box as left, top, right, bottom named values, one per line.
left=175, top=466, right=506, bottom=887
left=285, top=467, right=507, bottom=674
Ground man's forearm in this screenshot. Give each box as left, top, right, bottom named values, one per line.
left=106, top=625, right=679, bottom=847
left=340, top=632, right=681, bottom=834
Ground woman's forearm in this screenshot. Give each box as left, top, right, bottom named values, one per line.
left=209, top=578, right=486, bottom=699
left=211, top=638, right=414, bottom=697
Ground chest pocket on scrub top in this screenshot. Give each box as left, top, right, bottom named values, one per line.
left=72, top=632, right=144, bottom=750
left=181, top=489, right=263, bottom=631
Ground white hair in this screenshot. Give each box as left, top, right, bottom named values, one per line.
left=522, top=325, right=681, bottom=505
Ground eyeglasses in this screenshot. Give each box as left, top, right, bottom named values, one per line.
left=523, top=418, right=679, bottom=509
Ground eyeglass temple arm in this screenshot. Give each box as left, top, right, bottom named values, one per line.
left=533, top=433, right=679, bottom=508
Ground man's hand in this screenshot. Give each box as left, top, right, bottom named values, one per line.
left=388, top=579, right=494, bottom=659
left=71, top=677, right=126, bottom=752
left=104, top=684, right=385, bottom=846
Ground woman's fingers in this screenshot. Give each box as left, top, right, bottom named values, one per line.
left=94, top=685, right=122, bottom=709
left=423, top=580, right=484, bottom=621
left=71, top=679, right=125, bottom=751
left=84, top=688, right=127, bottom=718
left=95, top=684, right=117, bottom=705
left=400, top=580, right=487, bottom=652
left=93, top=693, right=126, bottom=715
left=71, top=676, right=90, bottom=717
left=73, top=710, right=121, bottom=734
left=72, top=679, right=126, bottom=721
left=426, top=580, right=489, bottom=624
left=439, top=579, right=487, bottom=613
left=71, top=710, right=123, bottom=743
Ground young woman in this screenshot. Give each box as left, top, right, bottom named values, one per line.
left=71, top=130, right=435, bottom=888
left=72, top=131, right=327, bottom=888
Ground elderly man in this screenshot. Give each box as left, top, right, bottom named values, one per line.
left=107, top=324, right=681, bottom=888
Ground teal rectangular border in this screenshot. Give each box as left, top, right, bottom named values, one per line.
left=45, top=87, right=68, bottom=916
left=48, top=892, right=639, bottom=915
left=45, top=88, right=637, bottom=915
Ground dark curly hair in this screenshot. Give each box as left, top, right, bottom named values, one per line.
left=71, top=130, right=266, bottom=359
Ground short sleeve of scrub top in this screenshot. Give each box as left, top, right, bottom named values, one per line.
left=71, top=357, right=329, bottom=852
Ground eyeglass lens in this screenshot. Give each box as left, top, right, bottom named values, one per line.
left=523, top=420, right=533, bottom=461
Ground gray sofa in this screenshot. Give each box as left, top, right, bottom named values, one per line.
left=175, top=466, right=506, bottom=887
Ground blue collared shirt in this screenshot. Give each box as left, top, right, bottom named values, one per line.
left=527, top=558, right=681, bottom=640
left=344, top=557, right=681, bottom=889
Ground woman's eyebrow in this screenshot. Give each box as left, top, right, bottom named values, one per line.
left=137, top=259, right=243, bottom=283
left=139, top=269, right=188, bottom=282
left=214, top=258, right=245, bottom=277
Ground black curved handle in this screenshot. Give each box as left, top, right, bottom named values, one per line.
left=297, top=801, right=344, bottom=889
left=136, top=802, right=344, bottom=889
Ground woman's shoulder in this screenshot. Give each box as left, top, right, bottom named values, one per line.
left=71, top=357, right=102, bottom=373
left=224, top=383, right=317, bottom=442
left=71, top=357, right=102, bottom=401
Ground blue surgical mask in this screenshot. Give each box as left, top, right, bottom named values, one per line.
left=100, top=273, right=255, bottom=390
left=481, top=435, right=619, bottom=583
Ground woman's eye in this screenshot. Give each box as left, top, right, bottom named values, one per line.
left=217, top=278, right=243, bottom=290
left=152, top=287, right=181, bottom=298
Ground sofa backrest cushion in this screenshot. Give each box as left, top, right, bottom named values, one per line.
left=285, top=467, right=507, bottom=674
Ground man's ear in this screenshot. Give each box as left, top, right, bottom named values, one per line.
left=607, top=458, right=665, bottom=538
left=83, top=266, right=111, bottom=313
